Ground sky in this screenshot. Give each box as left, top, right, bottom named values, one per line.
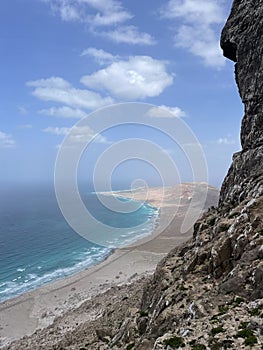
left=0, top=0, right=244, bottom=190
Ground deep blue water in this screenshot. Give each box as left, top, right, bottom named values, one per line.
left=0, top=185, right=158, bottom=302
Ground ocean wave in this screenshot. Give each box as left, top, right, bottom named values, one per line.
left=0, top=246, right=112, bottom=303
left=16, top=268, right=26, bottom=272
left=105, top=206, right=159, bottom=248
left=0, top=191, right=159, bottom=303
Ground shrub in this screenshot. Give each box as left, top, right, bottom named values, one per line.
left=234, top=296, right=244, bottom=306
left=250, top=308, right=260, bottom=316
left=211, top=326, right=225, bottom=335
left=218, top=305, right=229, bottom=314
left=235, top=328, right=258, bottom=347
left=191, top=343, right=206, bottom=350
left=164, top=336, right=185, bottom=348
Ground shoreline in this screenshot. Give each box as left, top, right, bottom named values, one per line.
left=0, top=190, right=160, bottom=304
left=0, top=192, right=160, bottom=305
left=0, top=183, right=219, bottom=348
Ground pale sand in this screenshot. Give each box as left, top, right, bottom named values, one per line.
left=0, top=183, right=219, bottom=348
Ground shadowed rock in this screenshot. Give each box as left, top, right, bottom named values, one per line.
left=220, top=0, right=263, bottom=209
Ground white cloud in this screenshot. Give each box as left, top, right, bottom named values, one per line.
left=42, top=0, right=132, bottom=26
left=69, top=125, right=108, bottom=144
left=175, top=24, right=225, bottom=67
left=81, top=56, right=173, bottom=100
left=39, top=106, right=88, bottom=119
left=162, top=0, right=224, bottom=25
left=43, top=126, right=70, bottom=135
left=43, top=125, right=109, bottom=144
left=147, top=105, right=186, bottom=118
left=0, top=131, right=15, bottom=149
left=27, top=76, right=114, bottom=110
left=41, top=1, right=155, bottom=46
left=81, top=0, right=132, bottom=26
left=216, top=137, right=236, bottom=145
left=27, top=76, right=70, bottom=89
left=161, top=0, right=226, bottom=67
left=81, top=47, right=119, bottom=65
left=102, top=25, right=156, bottom=45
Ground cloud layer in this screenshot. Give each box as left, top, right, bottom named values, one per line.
left=41, top=0, right=155, bottom=45
left=161, top=0, right=226, bottom=67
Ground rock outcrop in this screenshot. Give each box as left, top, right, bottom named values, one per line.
left=219, top=0, right=263, bottom=209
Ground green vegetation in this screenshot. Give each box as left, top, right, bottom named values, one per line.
left=126, top=343, right=135, bottom=350
left=244, top=336, right=258, bottom=347
left=210, top=315, right=220, bottom=324
left=190, top=342, right=206, bottom=350
left=250, top=308, right=260, bottom=316
left=208, top=338, right=234, bottom=350
left=210, top=326, right=225, bottom=335
left=235, top=323, right=258, bottom=347
left=164, top=336, right=185, bottom=348
left=233, top=296, right=244, bottom=306
left=218, top=305, right=229, bottom=314
left=239, top=321, right=249, bottom=329
left=210, top=305, right=229, bottom=324
left=139, top=310, right=148, bottom=317
left=236, top=328, right=254, bottom=338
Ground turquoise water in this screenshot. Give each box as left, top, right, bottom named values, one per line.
left=0, top=185, right=158, bottom=302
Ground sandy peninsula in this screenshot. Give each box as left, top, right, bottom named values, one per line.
left=0, top=183, right=218, bottom=348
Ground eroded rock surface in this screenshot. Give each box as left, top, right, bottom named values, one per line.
left=220, top=0, right=263, bottom=209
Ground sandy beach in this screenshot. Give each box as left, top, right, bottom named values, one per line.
left=0, top=183, right=218, bottom=348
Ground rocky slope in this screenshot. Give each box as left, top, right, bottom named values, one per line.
left=5, top=1, right=263, bottom=349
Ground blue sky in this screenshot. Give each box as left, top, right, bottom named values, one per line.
left=0, top=0, right=243, bottom=189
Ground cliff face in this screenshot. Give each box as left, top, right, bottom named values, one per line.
left=130, top=2, right=263, bottom=348
left=219, top=0, right=263, bottom=208
left=114, top=1, right=263, bottom=348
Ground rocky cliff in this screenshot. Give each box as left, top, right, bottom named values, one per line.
left=5, top=1, right=263, bottom=349
left=130, top=1, right=263, bottom=348
left=219, top=0, right=263, bottom=209
left=128, top=2, right=263, bottom=348
left=97, top=1, right=263, bottom=348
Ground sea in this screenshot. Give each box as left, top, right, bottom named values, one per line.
left=0, top=185, right=158, bottom=303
